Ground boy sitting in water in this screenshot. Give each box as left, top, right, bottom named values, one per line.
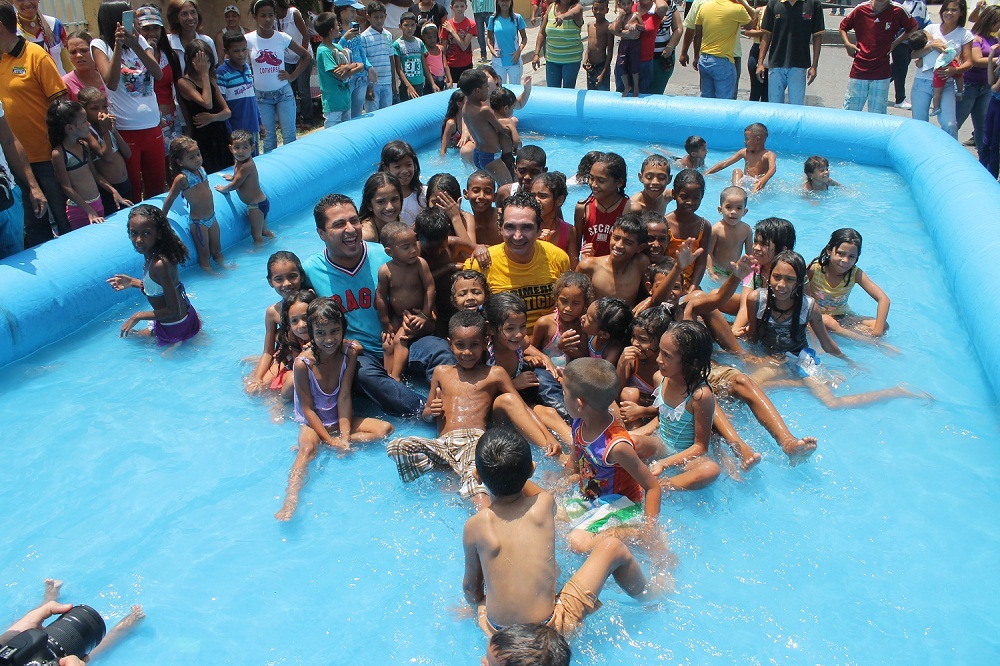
left=560, top=357, right=663, bottom=554
left=577, top=213, right=651, bottom=306
left=707, top=186, right=752, bottom=279
left=387, top=312, right=560, bottom=510
left=376, top=222, right=436, bottom=381
left=460, top=69, right=514, bottom=186
left=705, top=123, right=776, bottom=193
left=463, top=426, right=662, bottom=637
left=630, top=154, right=672, bottom=215
left=677, top=135, right=707, bottom=170
left=215, top=130, right=273, bottom=243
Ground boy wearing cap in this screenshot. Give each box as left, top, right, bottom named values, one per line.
left=215, top=5, right=246, bottom=61
left=217, top=31, right=265, bottom=152
left=334, top=0, right=376, bottom=118
left=361, top=1, right=396, bottom=111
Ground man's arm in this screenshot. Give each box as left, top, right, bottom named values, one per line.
left=693, top=25, right=703, bottom=71
left=0, top=116, right=46, bottom=217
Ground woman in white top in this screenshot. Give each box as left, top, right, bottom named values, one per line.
left=275, top=0, right=314, bottom=128
left=165, top=0, right=219, bottom=72
left=246, top=0, right=313, bottom=153
left=910, top=0, right=975, bottom=138
left=92, top=0, right=166, bottom=198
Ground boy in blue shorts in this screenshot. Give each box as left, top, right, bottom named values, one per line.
left=561, top=357, right=663, bottom=555
left=217, top=33, right=265, bottom=154
left=459, top=69, right=513, bottom=185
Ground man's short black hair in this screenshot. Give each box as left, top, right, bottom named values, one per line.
left=313, top=193, right=356, bottom=230
left=501, top=191, right=543, bottom=230
left=475, top=427, right=534, bottom=497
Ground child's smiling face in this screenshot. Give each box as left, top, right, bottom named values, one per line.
left=452, top=277, right=487, bottom=310
left=388, top=156, right=415, bottom=189
left=450, top=326, right=486, bottom=369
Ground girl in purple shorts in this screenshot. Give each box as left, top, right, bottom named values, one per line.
left=107, top=204, right=202, bottom=346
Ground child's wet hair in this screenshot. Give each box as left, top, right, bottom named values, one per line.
left=593, top=152, right=628, bottom=196
left=613, top=212, right=648, bottom=244
left=664, top=320, right=713, bottom=396
left=720, top=185, right=747, bottom=206
left=427, top=172, right=462, bottom=202
left=378, top=140, right=422, bottom=194
left=804, top=155, right=829, bottom=176
left=489, top=86, right=517, bottom=111
left=168, top=135, right=200, bottom=179
left=46, top=99, right=85, bottom=149
left=553, top=270, right=594, bottom=303
left=414, top=207, right=450, bottom=244
left=532, top=171, right=568, bottom=201
left=640, top=210, right=666, bottom=229
left=276, top=289, right=317, bottom=367
left=563, top=357, right=619, bottom=410
left=77, top=86, right=105, bottom=106
left=633, top=305, right=671, bottom=343
left=641, top=154, right=671, bottom=176
left=306, top=297, right=348, bottom=361
left=467, top=169, right=496, bottom=189
left=489, top=623, right=571, bottom=666
left=358, top=172, right=404, bottom=222
left=458, top=68, right=489, bottom=94
left=518, top=145, right=546, bottom=168
left=451, top=269, right=490, bottom=304
left=575, top=150, right=603, bottom=181
left=448, top=309, right=487, bottom=338
left=685, top=135, right=706, bottom=153
left=128, top=204, right=190, bottom=265
left=673, top=168, right=706, bottom=196
left=485, top=291, right=527, bottom=330
left=379, top=221, right=412, bottom=248
left=266, top=250, right=310, bottom=288
left=759, top=250, right=807, bottom=346
left=592, top=296, right=633, bottom=342
left=229, top=128, right=255, bottom=147
left=812, top=228, right=863, bottom=279
left=475, top=426, right=534, bottom=497
left=753, top=217, right=796, bottom=254
left=745, top=122, right=768, bottom=137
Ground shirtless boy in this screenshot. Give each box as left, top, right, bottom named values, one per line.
left=677, top=135, right=707, bottom=170
left=630, top=154, right=672, bottom=215
left=460, top=69, right=514, bottom=185
left=583, top=0, right=614, bottom=90
left=578, top=214, right=651, bottom=306
left=705, top=123, right=776, bottom=193
left=387, top=312, right=559, bottom=510
left=465, top=170, right=502, bottom=246
left=375, top=222, right=436, bottom=380
left=707, top=186, right=752, bottom=279
left=462, top=426, right=661, bottom=637
left=215, top=129, right=273, bottom=243
left=489, top=87, right=523, bottom=179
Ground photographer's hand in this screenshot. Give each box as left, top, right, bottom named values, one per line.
left=6, top=601, right=73, bottom=634
left=60, top=657, right=86, bottom=666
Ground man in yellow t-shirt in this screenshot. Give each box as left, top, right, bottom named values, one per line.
left=693, top=0, right=753, bottom=99
left=464, top=191, right=570, bottom=334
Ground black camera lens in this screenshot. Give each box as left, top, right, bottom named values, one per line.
left=44, top=605, right=106, bottom=658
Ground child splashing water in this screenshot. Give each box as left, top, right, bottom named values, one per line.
left=248, top=251, right=309, bottom=393
left=806, top=228, right=895, bottom=349
left=531, top=271, right=594, bottom=368
left=276, top=298, right=394, bottom=521
left=742, top=251, right=923, bottom=408
left=803, top=156, right=841, bottom=192
left=107, top=205, right=202, bottom=346
left=48, top=100, right=128, bottom=229
left=378, top=140, right=426, bottom=225
left=162, top=136, right=225, bottom=271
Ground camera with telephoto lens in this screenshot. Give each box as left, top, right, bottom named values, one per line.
left=0, top=605, right=106, bottom=666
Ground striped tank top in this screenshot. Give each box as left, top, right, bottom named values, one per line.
left=544, top=7, right=583, bottom=64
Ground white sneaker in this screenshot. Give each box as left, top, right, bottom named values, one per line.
left=897, top=101, right=912, bottom=110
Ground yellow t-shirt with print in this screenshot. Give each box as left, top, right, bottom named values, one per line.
left=465, top=240, right=570, bottom=333
left=695, top=0, right=751, bottom=63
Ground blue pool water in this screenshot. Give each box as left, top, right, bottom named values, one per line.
left=2, top=133, right=999, bottom=664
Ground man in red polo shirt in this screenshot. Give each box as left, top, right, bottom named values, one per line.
left=839, top=0, right=918, bottom=113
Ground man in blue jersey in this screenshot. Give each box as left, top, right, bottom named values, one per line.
left=302, top=193, right=455, bottom=416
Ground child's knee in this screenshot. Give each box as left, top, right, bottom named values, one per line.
left=374, top=420, right=395, bottom=438
left=620, top=387, right=640, bottom=403
left=592, top=534, right=631, bottom=564
left=493, top=393, right=518, bottom=413
left=567, top=529, right=597, bottom=554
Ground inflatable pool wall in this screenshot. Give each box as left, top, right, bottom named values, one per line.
left=2, top=89, right=998, bottom=400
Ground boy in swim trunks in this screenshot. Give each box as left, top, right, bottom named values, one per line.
left=560, top=357, right=663, bottom=554
left=459, top=69, right=513, bottom=186
left=705, top=123, right=776, bottom=193
left=386, top=311, right=559, bottom=510
left=215, top=130, right=274, bottom=244
left=707, top=186, right=751, bottom=280
left=462, top=426, right=663, bottom=638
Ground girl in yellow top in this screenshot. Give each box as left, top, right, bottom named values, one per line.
left=806, top=228, right=895, bottom=349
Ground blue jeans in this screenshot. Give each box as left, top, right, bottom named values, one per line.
left=474, top=12, right=491, bottom=58
left=26, top=161, right=69, bottom=246
left=768, top=67, right=807, bottom=105
left=365, top=83, right=394, bottom=112
left=286, top=61, right=314, bottom=124
left=0, top=183, right=24, bottom=260
left=911, top=77, right=958, bottom=138
left=546, top=60, right=581, bottom=89
left=698, top=54, right=736, bottom=99
left=957, top=81, right=992, bottom=153
left=257, top=84, right=297, bottom=153
left=535, top=368, right=570, bottom=422
left=349, top=75, right=368, bottom=118
left=354, top=335, right=456, bottom=416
